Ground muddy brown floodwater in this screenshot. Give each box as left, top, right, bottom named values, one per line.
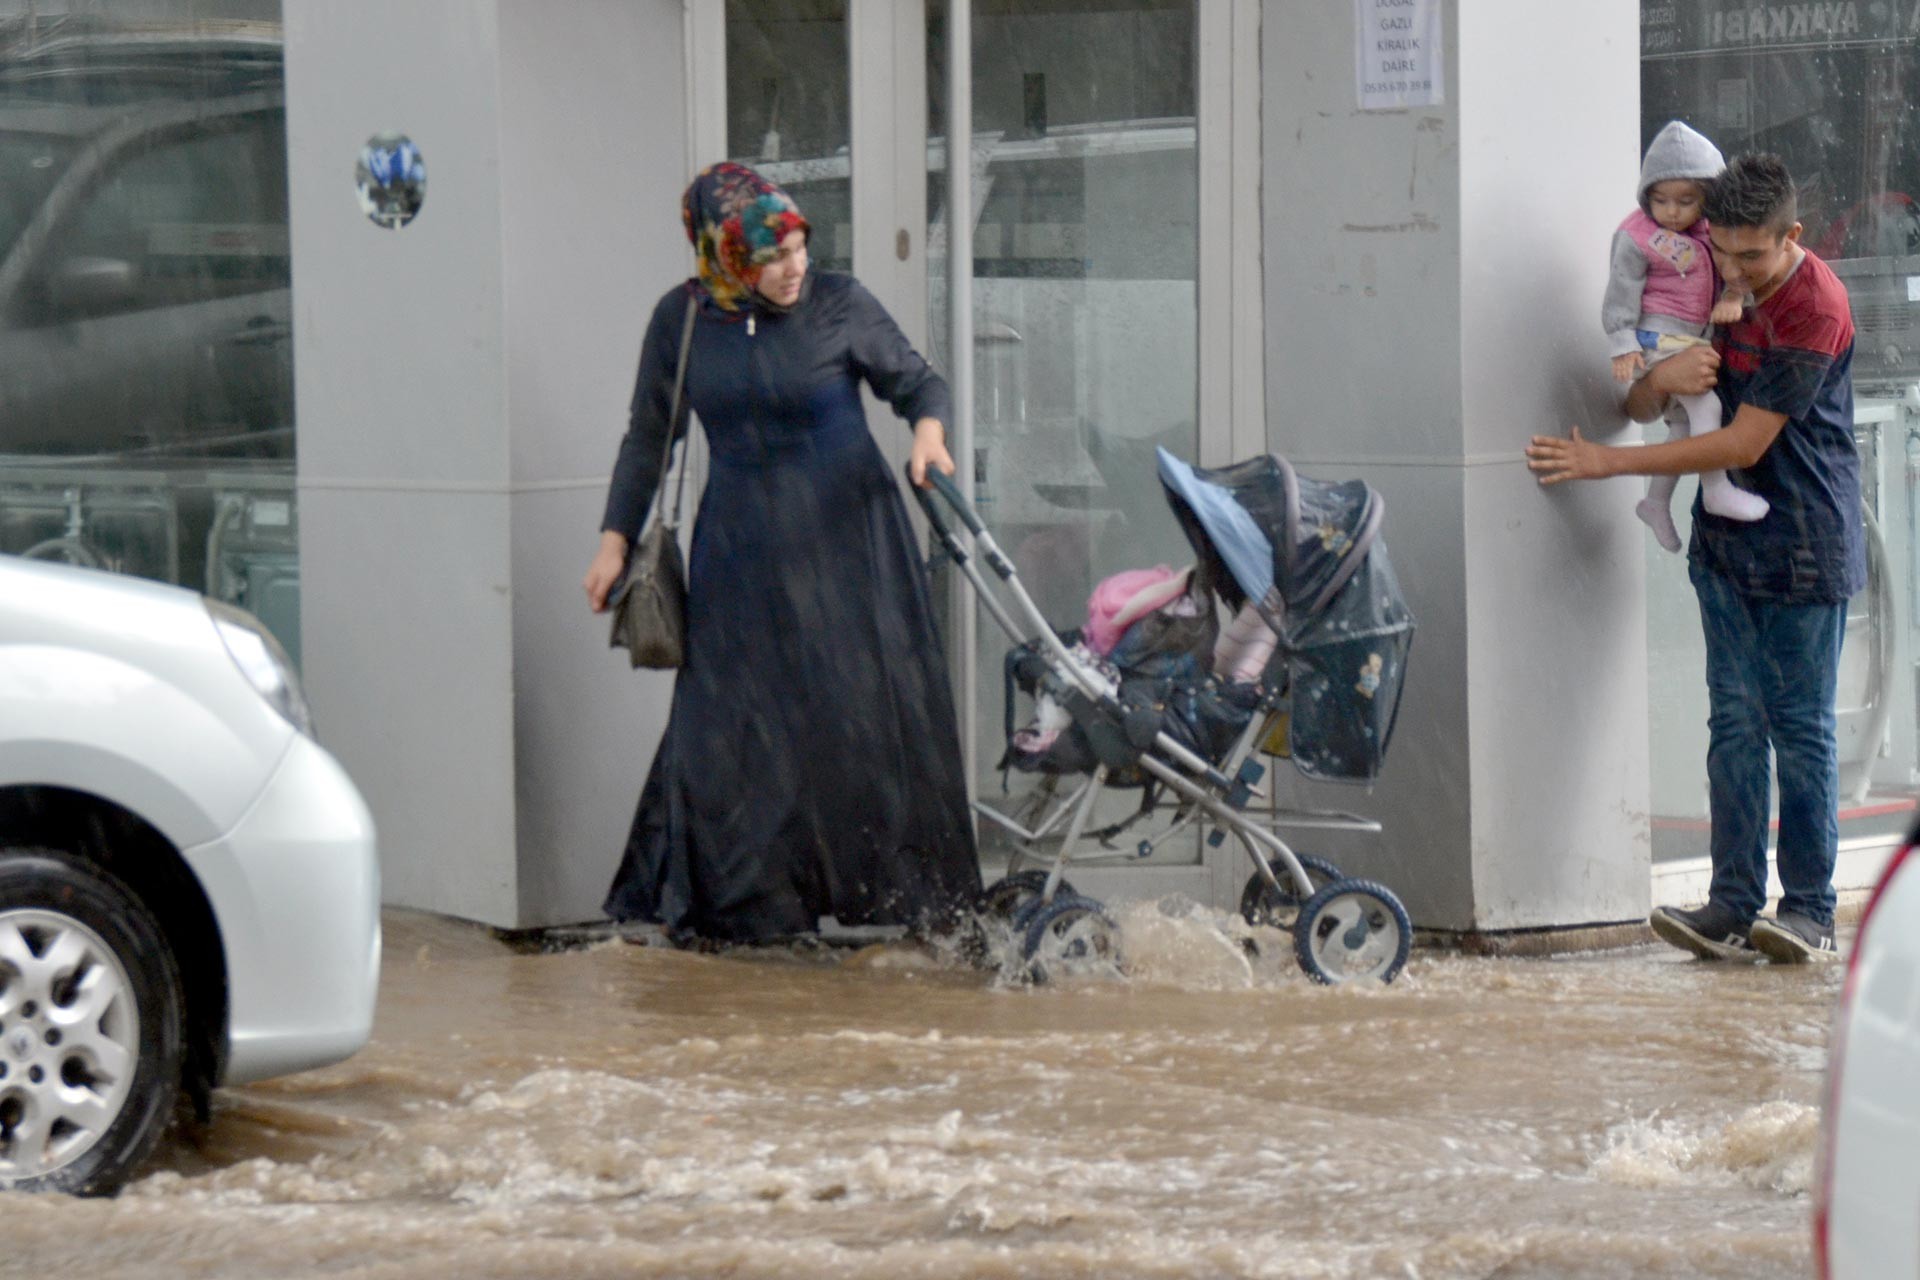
left=4, top=899, right=1842, bottom=1279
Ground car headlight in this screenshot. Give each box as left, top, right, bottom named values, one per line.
left=206, top=599, right=313, bottom=737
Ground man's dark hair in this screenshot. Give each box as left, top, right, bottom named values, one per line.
left=1703, top=153, right=1798, bottom=236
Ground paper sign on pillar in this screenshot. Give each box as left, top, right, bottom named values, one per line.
left=1356, top=0, right=1443, bottom=110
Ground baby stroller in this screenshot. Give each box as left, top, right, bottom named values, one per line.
left=911, top=448, right=1416, bottom=985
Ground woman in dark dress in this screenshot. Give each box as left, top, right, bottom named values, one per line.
left=583, top=162, right=981, bottom=945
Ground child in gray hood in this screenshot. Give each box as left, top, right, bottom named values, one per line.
left=1602, top=119, right=1767, bottom=551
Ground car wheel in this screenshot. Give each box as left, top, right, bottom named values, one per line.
left=0, top=847, right=184, bottom=1195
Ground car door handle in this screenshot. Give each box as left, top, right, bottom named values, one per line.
left=223, top=317, right=291, bottom=347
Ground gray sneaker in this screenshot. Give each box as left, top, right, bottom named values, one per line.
left=1649, top=901, right=1759, bottom=961
left=1749, top=912, right=1841, bottom=965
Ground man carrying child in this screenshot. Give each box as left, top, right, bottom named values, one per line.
left=1527, top=153, right=1861, bottom=964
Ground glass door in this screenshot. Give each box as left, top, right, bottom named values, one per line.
left=927, top=0, right=1211, bottom=898
left=722, top=0, right=927, bottom=465
left=716, top=0, right=1246, bottom=906
left=722, top=1, right=852, bottom=270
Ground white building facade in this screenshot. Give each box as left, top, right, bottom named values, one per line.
left=5, top=0, right=1913, bottom=931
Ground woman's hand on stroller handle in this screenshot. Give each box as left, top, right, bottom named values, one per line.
left=908, top=417, right=956, bottom=488
left=905, top=459, right=985, bottom=538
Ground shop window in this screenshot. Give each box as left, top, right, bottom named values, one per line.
left=24, top=111, right=290, bottom=325
left=0, top=9, right=298, bottom=665
left=928, top=0, right=1203, bottom=868
left=1641, top=1, right=1920, bottom=860
left=724, top=0, right=852, bottom=271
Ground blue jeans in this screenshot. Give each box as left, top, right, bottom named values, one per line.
left=1691, top=560, right=1846, bottom=927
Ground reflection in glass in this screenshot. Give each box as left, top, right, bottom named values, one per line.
left=725, top=0, right=851, bottom=270
left=928, top=0, right=1201, bottom=868
left=0, top=7, right=299, bottom=664
left=1641, top=3, right=1920, bottom=856
left=356, top=132, right=426, bottom=229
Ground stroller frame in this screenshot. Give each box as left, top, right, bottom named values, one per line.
left=910, top=466, right=1411, bottom=983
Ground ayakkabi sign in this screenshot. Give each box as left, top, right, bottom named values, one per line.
left=1643, top=0, right=1920, bottom=56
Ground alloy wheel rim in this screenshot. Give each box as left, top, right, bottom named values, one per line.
left=0, top=909, right=140, bottom=1180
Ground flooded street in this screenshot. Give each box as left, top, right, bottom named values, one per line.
left=7, top=902, right=1839, bottom=1279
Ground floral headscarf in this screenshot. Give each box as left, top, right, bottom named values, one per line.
left=681, top=162, right=810, bottom=313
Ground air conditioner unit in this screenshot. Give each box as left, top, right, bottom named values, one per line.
left=205, top=479, right=300, bottom=669
left=0, top=475, right=180, bottom=583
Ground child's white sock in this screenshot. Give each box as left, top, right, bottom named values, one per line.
left=1671, top=390, right=1769, bottom=524
left=1699, top=472, right=1769, bottom=522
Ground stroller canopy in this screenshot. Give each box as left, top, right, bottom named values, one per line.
left=1157, top=448, right=1378, bottom=634
left=1155, top=448, right=1415, bottom=783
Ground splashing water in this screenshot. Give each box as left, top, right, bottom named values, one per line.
left=6, top=908, right=1841, bottom=1280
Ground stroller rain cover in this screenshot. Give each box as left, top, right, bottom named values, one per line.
left=1156, top=448, right=1414, bottom=783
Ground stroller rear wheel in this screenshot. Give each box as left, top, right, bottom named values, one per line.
left=977, top=870, right=1078, bottom=920
left=962, top=871, right=1079, bottom=967
left=1239, top=852, right=1342, bottom=931
left=1021, top=893, right=1125, bottom=984
left=1292, top=878, right=1411, bottom=985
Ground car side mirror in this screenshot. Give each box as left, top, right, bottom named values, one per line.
left=45, top=255, right=139, bottom=316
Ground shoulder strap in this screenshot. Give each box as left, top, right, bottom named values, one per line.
left=658, top=295, right=698, bottom=530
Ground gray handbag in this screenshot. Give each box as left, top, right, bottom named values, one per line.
left=609, top=297, right=697, bottom=669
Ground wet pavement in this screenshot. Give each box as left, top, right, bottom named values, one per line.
left=6, top=901, right=1841, bottom=1279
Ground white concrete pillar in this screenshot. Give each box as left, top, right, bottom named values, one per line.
left=1262, top=1, right=1649, bottom=930
left=288, top=0, right=689, bottom=927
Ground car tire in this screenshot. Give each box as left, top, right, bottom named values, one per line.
left=0, top=847, right=184, bottom=1195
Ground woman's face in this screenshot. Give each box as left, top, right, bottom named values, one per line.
left=754, top=230, right=808, bottom=307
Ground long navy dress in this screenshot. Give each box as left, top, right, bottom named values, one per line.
left=601, top=271, right=981, bottom=943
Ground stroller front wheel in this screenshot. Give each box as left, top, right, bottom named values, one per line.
left=1239, top=853, right=1343, bottom=931
left=1292, top=878, right=1412, bottom=985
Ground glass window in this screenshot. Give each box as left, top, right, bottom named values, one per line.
left=28, top=111, right=290, bottom=324
left=1641, top=2, right=1920, bottom=861
left=0, top=8, right=298, bottom=666
left=0, top=133, right=76, bottom=263
left=724, top=0, right=851, bottom=271
left=930, top=0, right=1201, bottom=870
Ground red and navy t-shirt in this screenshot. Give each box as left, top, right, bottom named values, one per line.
left=1690, top=247, right=1865, bottom=604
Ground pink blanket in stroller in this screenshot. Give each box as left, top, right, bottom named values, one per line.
left=1082, top=565, right=1194, bottom=656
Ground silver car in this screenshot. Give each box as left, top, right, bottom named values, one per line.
left=0, top=554, right=379, bottom=1194
left=1815, top=825, right=1920, bottom=1277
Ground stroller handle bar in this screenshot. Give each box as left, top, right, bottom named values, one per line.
left=910, top=466, right=1007, bottom=571
left=905, top=462, right=1235, bottom=793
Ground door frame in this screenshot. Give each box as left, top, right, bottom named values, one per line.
left=690, top=0, right=1265, bottom=911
